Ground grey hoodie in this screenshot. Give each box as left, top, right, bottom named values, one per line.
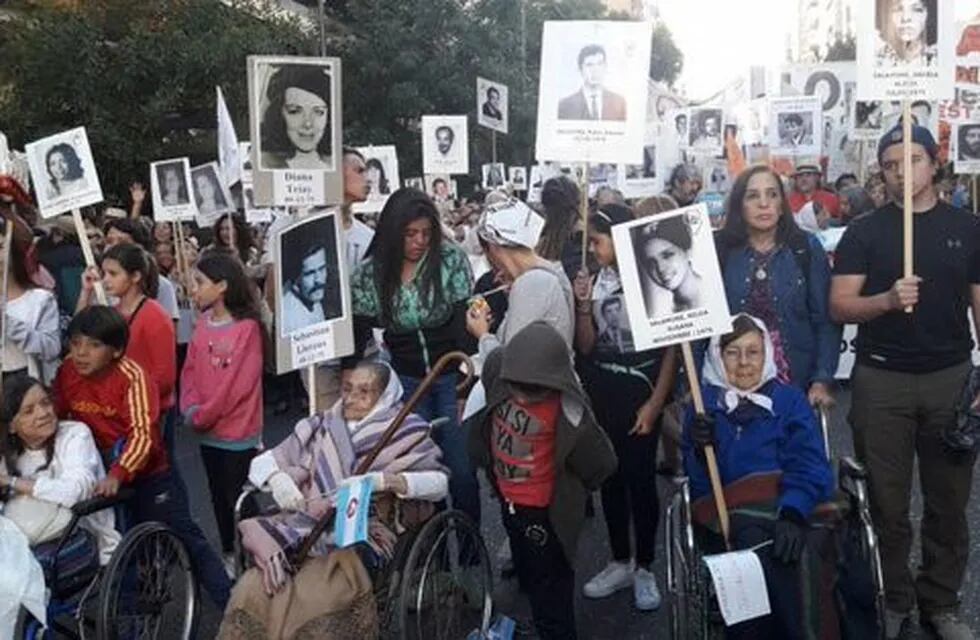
left=467, top=322, right=618, bottom=560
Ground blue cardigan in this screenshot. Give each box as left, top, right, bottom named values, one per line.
left=682, top=382, right=834, bottom=519
left=720, top=234, right=841, bottom=387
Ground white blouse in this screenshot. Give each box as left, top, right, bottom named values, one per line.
left=3, top=288, right=61, bottom=383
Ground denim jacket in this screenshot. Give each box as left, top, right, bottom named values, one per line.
left=720, top=234, right=841, bottom=387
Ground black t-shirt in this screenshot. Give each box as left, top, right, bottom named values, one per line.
left=833, top=201, right=980, bottom=372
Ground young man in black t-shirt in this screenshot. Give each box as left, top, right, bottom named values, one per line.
left=831, top=124, right=980, bottom=640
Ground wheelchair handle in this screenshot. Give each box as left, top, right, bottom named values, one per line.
left=71, top=487, right=135, bottom=517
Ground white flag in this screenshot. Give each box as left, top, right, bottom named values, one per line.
left=216, top=86, right=241, bottom=188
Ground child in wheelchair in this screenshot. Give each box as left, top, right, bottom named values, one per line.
left=0, top=375, right=121, bottom=580
left=218, top=360, right=448, bottom=638
left=683, top=314, right=835, bottom=639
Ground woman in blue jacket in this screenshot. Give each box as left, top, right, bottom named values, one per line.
left=714, top=165, right=840, bottom=409
left=683, top=313, right=834, bottom=639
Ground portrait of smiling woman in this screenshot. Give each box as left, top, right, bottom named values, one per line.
left=258, top=63, right=335, bottom=171
left=630, top=215, right=703, bottom=318
left=44, top=142, right=87, bottom=199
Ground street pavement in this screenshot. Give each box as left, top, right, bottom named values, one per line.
left=179, top=389, right=979, bottom=639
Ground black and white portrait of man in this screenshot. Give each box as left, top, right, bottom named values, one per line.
left=778, top=112, right=814, bottom=147
left=558, top=44, right=627, bottom=121
left=959, top=123, right=980, bottom=161
left=279, top=215, right=342, bottom=337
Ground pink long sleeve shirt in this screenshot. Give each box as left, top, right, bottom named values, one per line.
left=180, top=313, right=263, bottom=450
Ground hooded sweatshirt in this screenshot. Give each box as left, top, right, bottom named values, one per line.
left=468, top=322, right=617, bottom=560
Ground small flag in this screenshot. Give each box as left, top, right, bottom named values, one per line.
left=216, top=86, right=241, bottom=188
left=333, top=476, right=372, bottom=548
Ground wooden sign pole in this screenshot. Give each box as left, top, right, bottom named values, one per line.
left=491, top=131, right=498, bottom=166
left=902, top=102, right=913, bottom=313
left=72, top=209, right=107, bottom=305
left=580, top=162, right=590, bottom=269
left=0, top=221, right=12, bottom=392
left=680, top=341, right=731, bottom=549
left=973, top=176, right=978, bottom=215
left=308, top=364, right=317, bottom=417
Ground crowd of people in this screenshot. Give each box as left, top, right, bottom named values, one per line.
left=0, top=119, right=977, bottom=640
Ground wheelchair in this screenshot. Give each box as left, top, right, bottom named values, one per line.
left=16, top=489, right=198, bottom=640
left=663, top=408, right=886, bottom=639
left=232, top=481, right=494, bottom=639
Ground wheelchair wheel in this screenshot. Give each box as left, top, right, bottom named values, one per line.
left=395, top=510, right=492, bottom=640
left=96, top=522, right=198, bottom=640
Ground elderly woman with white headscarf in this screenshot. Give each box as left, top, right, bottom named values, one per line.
left=682, top=313, right=834, bottom=639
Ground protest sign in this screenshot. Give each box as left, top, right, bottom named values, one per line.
left=150, top=158, right=196, bottom=222
left=25, top=127, right=103, bottom=219
left=769, top=95, right=823, bottom=157
left=508, top=166, right=527, bottom=191
left=481, top=162, right=506, bottom=190
left=702, top=549, right=772, bottom=627
left=422, top=115, right=469, bottom=175
left=190, top=162, right=234, bottom=227
left=476, top=77, right=509, bottom=134
left=353, top=145, right=400, bottom=214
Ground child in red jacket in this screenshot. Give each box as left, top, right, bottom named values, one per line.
left=181, top=252, right=264, bottom=567
left=54, top=306, right=231, bottom=609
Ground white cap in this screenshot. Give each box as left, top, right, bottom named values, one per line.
left=476, top=198, right=545, bottom=249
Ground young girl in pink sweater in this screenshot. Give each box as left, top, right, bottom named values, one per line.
left=181, top=252, right=265, bottom=568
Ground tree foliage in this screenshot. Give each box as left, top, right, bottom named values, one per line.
left=0, top=0, right=684, bottom=201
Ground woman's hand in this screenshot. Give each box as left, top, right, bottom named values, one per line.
left=630, top=397, right=663, bottom=436
left=466, top=301, right=492, bottom=339
left=80, top=265, right=100, bottom=293
left=383, top=473, right=409, bottom=496
left=807, top=382, right=835, bottom=409
left=573, top=269, right=592, bottom=303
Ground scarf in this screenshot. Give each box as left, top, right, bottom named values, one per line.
left=702, top=313, right=778, bottom=414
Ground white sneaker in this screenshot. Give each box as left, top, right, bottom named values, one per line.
left=583, top=560, right=634, bottom=599
left=633, top=567, right=662, bottom=611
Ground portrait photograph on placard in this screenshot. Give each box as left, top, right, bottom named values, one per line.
left=482, top=162, right=506, bottom=190
left=243, top=185, right=276, bottom=224
left=535, top=20, right=652, bottom=164
left=768, top=96, right=822, bottom=157
left=954, top=121, right=980, bottom=173
left=858, top=0, right=954, bottom=100
left=421, top=115, right=469, bottom=175
left=687, top=107, right=724, bottom=155
left=247, top=55, right=343, bottom=207
left=239, top=141, right=253, bottom=185
left=25, top=127, right=104, bottom=218
left=670, top=108, right=690, bottom=149
left=618, top=143, right=661, bottom=199
left=425, top=173, right=456, bottom=202
left=150, top=158, right=195, bottom=222
left=190, top=162, right=234, bottom=227
left=509, top=166, right=528, bottom=190
left=404, top=177, right=424, bottom=191
left=353, top=145, right=400, bottom=214
left=611, top=204, right=731, bottom=350
left=702, top=160, right=731, bottom=195
left=850, top=99, right=903, bottom=140
left=274, top=210, right=352, bottom=373
left=476, top=77, right=509, bottom=134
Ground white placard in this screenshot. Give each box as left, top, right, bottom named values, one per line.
left=424, top=173, right=456, bottom=202
left=953, top=120, right=980, bottom=173
left=768, top=95, right=823, bottom=157
left=612, top=204, right=732, bottom=350
left=422, top=115, right=469, bottom=175
left=702, top=550, right=772, bottom=627
left=850, top=99, right=904, bottom=141
left=150, top=158, right=196, bottom=222
left=243, top=185, right=277, bottom=224
left=535, top=20, right=653, bottom=164
left=481, top=162, right=506, bottom=190
left=274, top=209, right=353, bottom=373
left=25, top=127, right=103, bottom=219
left=353, top=145, right=400, bottom=214
left=247, top=55, right=344, bottom=207
left=687, top=107, right=724, bottom=157
left=509, top=166, right=527, bottom=190
left=476, top=77, right=509, bottom=134
left=857, top=0, right=956, bottom=101
left=618, top=140, right=662, bottom=199
left=191, top=161, right=234, bottom=227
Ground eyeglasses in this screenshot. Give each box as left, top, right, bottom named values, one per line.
left=722, top=347, right=764, bottom=363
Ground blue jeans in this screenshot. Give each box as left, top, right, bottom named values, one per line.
left=125, top=470, right=232, bottom=610
left=399, top=372, right=481, bottom=526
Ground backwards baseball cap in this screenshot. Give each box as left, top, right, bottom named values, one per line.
left=877, top=122, right=938, bottom=165
left=477, top=198, right=545, bottom=249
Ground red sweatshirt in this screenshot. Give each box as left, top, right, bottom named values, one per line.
left=120, top=298, right=177, bottom=411
left=180, top=313, right=264, bottom=449
left=53, top=356, right=168, bottom=483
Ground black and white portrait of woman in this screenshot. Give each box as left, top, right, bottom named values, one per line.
left=258, top=63, right=335, bottom=171
left=26, top=126, right=104, bottom=218
left=874, top=0, right=938, bottom=68
left=630, top=215, right=704, bottom=319
left=44, top=142, right=87, bottom=200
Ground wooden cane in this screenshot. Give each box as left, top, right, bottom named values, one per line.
left=290, top=351, right=475, bottom=566
left=307, top=364, right=317, bottom=417
left=902, top=101, right=913, bottom=314
left=681, top=342, right=731, bottom=550
left=72, top=209, right=106, bottom=305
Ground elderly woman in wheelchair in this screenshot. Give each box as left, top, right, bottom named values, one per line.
left=681, top=314, right=837, bottom=638
left=218, top=360, right=470, bottom=639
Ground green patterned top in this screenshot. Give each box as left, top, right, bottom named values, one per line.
left=350, top=242, right=474, bottom=331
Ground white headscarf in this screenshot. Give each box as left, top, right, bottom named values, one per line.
left=702, top=313, right=779, bottom=414
left=476, top=198, right=545, bottom=249
left=332, top=362, right=406, bottom=432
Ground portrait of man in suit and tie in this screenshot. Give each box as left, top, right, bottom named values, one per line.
left=557, top=44, right=627, bottom=121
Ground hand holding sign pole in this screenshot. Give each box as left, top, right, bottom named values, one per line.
left=72, top=209, right=107, bottom=305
